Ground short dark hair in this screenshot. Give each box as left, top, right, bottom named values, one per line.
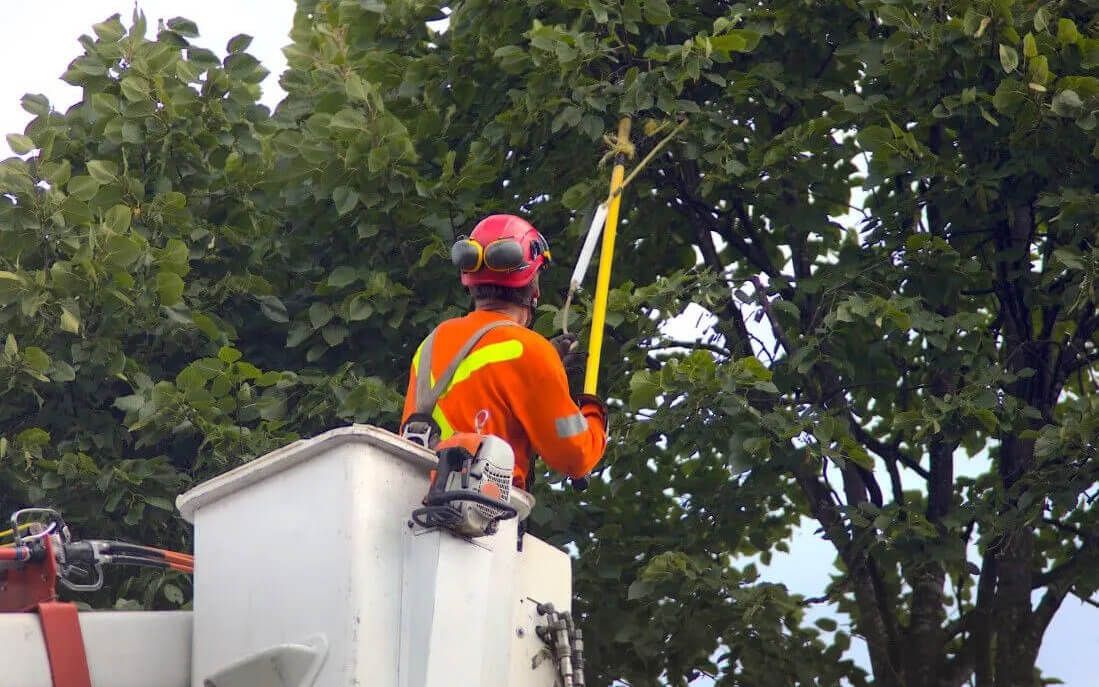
left=470, top=282, right=537, bottom=306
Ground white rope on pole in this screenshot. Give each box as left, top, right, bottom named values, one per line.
left=559, top=203, right=610, bottom=334
left=569, top=202, right=609, bottom=292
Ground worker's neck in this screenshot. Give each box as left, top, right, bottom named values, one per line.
left=475, top=301, right=530, bottom=326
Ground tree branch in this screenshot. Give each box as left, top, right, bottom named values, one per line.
left=750, top=276, right=796, bottom=356
left=792, top=458, right=902, bottom=685
left=649, top=340, right=731, bottom=358
left=848, top=420, right=931, bottom=480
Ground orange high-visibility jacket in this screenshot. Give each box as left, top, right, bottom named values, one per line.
left=401, top=310, right=606, bottom=487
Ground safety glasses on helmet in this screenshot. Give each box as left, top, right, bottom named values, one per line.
left=451, top=235, right=552, bottom=273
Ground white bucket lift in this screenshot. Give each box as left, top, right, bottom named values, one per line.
left=178, top=425, right=575, bottom=687
left=0, top=425, right=579, bottom=687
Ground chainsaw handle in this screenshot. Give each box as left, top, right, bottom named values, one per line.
left=423, top=490, right=518, bottom=521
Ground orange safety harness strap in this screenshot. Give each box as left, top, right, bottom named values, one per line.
left=37, top=601, right=92, bottom=687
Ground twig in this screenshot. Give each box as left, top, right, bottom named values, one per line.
left=749, top=276, right=796, bottom=355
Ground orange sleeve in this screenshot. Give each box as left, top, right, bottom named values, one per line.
left=510, top=336, right=607, bottom=478
left=401, top=335, right=426, bottom=426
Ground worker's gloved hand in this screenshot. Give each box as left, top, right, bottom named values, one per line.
left=576, top=393, right=609, bottom=431
left=550, top=333, right=587, bottom=377
left=550, top=333, right=577, bottom=359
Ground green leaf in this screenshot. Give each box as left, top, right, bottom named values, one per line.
left=218, top=346, right=243, bottom=364
left=993, top=79, right=1027, bottom=114
left=60, top=308, right=80, bottom=334
left=256, top=393, right=287, bottom=421
left=68, top=176, right=100, bottom=201
left=348, top=294, right=374, bottom=321
left=22, top=347, right=51, bottom=373
left=561, top=183, right=591, bottom=211
left=309, top=302, right=334, bottom=330
left=143, top=495, right=176, bottom=512
left=156, top=272, right=185, bottom=306
left=93, top=15, right=127, bottom=42
left=999, top=44, right=1019, bottom=73
left=227, top=33, right=253, bottom=53
left=346, top=74, right=370, bottom=101
left=86, top=160, right=118, bottom=184
left=20, top=93, right=50, bottom=116
left=286, top=323, right=311, bottom=347
left=642, top=0, right=672, bottom=25
left=49, top=360, right=76, bottom=383
left=815, top=618, right=838, bottom=632
left=1023, top=32, right=1038, bottom=59
left=156, top=239, right=190, bottom=276
left=16, top=427, right=50, bottom=447
left=120, top=76, right=148, bottom=102
left=6, top=134, right=35, bottom=154
left=1051, top=89, right=1083, bottom=116
left=1053, top=247, right=1085, bottom=269
left=328, top=266, right=359, bottom=288
left=710, top=30, right=761, bottom=54
left=330, top=108, right=367, bottom=131
left=493, top=46, right=528, bottom=74
left=322, top=324, right=348, bottom=346
left=258, top=295, right=289, bottom=323
left=103, top=204, right=133, bottom=233
left=1035, top=5, right=1050, bottom=32
left=332, top=185, right=359, bottom=215
left=1057, top=18, right=1080, bottom=45
left=105, top=235, right=142, bottom=268
left=627, top=579, right=654, bottom=600
left=840, top=436, right=874, bottom=470
left=166, top=17, right=200, bottom=37
left=163, top=583, right=184, bottom=604
left=3, top=334, right=17, bottom=359
left=629, top=370, right=662, bottom=410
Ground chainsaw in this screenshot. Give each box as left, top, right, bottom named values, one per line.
left=411, top=412, right=518, bottom=537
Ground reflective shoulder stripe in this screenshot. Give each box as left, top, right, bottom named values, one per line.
left=444, top=340, right=523, bottom=391
left=411, top=340, right=435, bottom=385
left=555, top=412, right=588, bottom=439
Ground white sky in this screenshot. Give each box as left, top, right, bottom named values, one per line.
left=1, top=2, right=1095, bottom=684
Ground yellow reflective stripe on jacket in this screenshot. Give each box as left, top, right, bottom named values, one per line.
left=411, top=338, right=525, bottom=437
left=447, top=340, right=523, bottom=388
left=434, top=405, right=455, bottom=439
left=412, top=340, right=524, bottom=395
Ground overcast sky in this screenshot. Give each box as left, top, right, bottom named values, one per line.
left=1, top=2, right=1095, bottom=684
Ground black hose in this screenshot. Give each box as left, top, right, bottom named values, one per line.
left=100, top=541, right=167, bottom=560
left=105, top=555, right=169, bottom=570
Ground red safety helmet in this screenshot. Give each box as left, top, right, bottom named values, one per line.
left=451, top=214, right=552, bottom=289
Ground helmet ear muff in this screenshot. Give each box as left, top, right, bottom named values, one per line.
left=483, top=240, right=525, bottom=272
left=451, top=238, right=483, bottom=272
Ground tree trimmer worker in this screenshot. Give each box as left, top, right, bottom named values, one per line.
left=400, top=214, right=608, bottom=489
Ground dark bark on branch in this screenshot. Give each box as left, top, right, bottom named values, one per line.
left=848, top=419, right=930, bottom=480
left=793, top=459, right=902, bottom=686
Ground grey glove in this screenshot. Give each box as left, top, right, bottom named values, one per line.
left=550, top=334, right=587, bottom=377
